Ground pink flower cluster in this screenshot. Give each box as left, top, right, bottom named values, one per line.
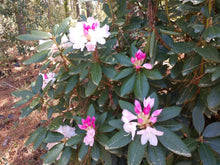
left=39, top=72, right=56, bottom=89
left=78, top=116, right=96, bottom=146
left=131, top=49, right=152, bottom=70
left=121, top=97, right=163, bottom=146
left=69, top=17, right=110, bottom=52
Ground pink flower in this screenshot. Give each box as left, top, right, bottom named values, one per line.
left=131, top=49, right=153, bottom=70
left=83, top=128, right=95, bottom=146
left=78, top=116, right=96, bottom=146
left=68, top=17, right=110, bottom=52
left=39, top=72, right=56, bottom=89
left=121, top=96, right=163, bottom=145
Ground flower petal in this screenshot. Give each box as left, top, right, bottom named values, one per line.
left=123, top=122, right=137, bottom=140
left=135, top=100, right=142, bottom=114
left=151, top=109, right=163, bottom=117
left=143, top=63, right=153, bottom=70
left=150, top=116, right=157, bottom=124
left=143, top=97, right=155, bottom=108
left=122, top=109, right=137, bottom=123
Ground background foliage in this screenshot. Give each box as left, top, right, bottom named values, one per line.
left=6, top=0, right=220, bottom=164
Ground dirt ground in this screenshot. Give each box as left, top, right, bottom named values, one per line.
left=0, top=50, right=47, bottom=165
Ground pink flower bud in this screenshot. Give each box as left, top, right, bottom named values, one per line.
left=131, top=57, right=136, bottom=64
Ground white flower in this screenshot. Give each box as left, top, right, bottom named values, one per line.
left=56, top=125, right=77, bottom=139
left=46, top=125, right=77, bottom=160
left=68, top=17, right=110, bottom=52
left=123, top=122, right=137, bottom=140
left=39, top=72, right=56, bottom=89
left=137, top=126, right=164, bottom=146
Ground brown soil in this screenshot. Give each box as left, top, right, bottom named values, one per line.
left=0, top=51, right=47, bottom=165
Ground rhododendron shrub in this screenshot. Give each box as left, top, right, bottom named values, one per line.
left=13, top=0, right=220, bottom=164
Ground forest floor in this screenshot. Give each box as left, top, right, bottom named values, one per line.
left=0, top=49, right=46, bottom=165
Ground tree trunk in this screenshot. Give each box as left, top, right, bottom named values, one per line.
left=14, top=4, right=26, bottom=34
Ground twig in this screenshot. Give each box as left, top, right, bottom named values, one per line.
left=0, top=82, right=19, bottom=90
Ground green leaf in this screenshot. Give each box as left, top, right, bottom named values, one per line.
left=44, top=131, right=64, bottom=143
left=108, top=119, right=123, bottom=130
left=56, top=17, right=71, bottom=35
left=101, top=146, right=112, bottom=165
left=48, top=117, right=64, bottom=131
left=96, top=134, right=109, bottom=147
left=172, top=42, right=196, bottom=53
left=159, top=29, right=180, bottom=36
left=98, top=124, right=115, bottom=133
left=119, top=100, right=135, bottom=114
left=91, top=62, right=102, bottom=86
left=182, top=55, right=201, bottom=76
left=36, top=74, right=43, bottom=92
left=59, top=147, right=72, bottom=165
left=211, top=66, right=220, bottom=81
left=202, top=122, right=220, bottom=138
left=12, top=90, right=34, bottom=98
left=176, top=85, right=197, bottom=105
left=103, top=3, right=111, bottom=18
left=207, top=84, right=220, bottom=110
left=156, top=120, right=182, bottom=132
left=106, top=130, right=131, bottom=150
left=78, top=144, right=89, bottom=162
left=144, top=69, right=163, bottom=80
left=156, top=126, right=191, bottom=157
left=114, top=68, right=134, bottom=80
left=37, top=40, right=54, bottom=52
left=66, top=134, right=85, bottom=146
left=199, top=143, right=216, bottom=165
left=199, top=74, right=218, bottom=87
left=17, top=31, right=51, bottom=41
left=43, top=143, right=64, bottom=164
left=113, top=53, right=133, bottom=67
left=183, top=138, right=198, bottom=152
left=157, top=106, right=181, bottom=122
left=20, top=106, right=36, bottom=119
left=127, top=136, right=147, bottom=165
left=33, top=128, right=47, bottom=150
left=204, top=137, right=220, bottom=154
left=98, top=89, right=109, bottom=107
left=85, top=79, right=98, bottom=97
left=192, top=100, right=205, bottom=134
left=150, top=30, right=156, bottom=59
left=25, top=127, right=43, bottom=146
left=146, top=144, right=166, bottom=165
left=23, top=50, right=49, bottom=65
left=203, top=26, right=220, bottom=42
left=65, top=75, right=78, bottom=94
left=86, top=104, right=95, bottom=117
left=91, top=142, right=101, bottom=162
left=170, top=61, right=183, bottom=79
left=134, top=72, right=149, bottom=101
left=96, top=112, right=107, bottom=126
left=102, top=66, right=117, bottom=80
left=194, top=46, right=220, bottom=63
left=130, top=42, right=138, bottom=57
left=120, top=74, right=136, bottom=96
